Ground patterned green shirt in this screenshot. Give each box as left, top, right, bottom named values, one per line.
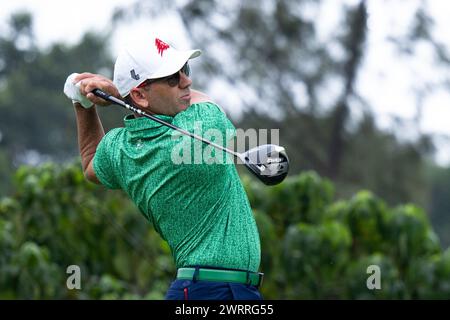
left=93, top=102, right=261, bottom=272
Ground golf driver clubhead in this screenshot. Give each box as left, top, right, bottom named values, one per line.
left=238, top=144, right=289, bottom=186
left=92, top=89, right=290, bottom=186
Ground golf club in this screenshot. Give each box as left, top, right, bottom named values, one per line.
left=92, top=89, right=289, bottom=185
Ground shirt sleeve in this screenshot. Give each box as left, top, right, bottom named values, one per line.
left=93, top=128, right=122, bottom=189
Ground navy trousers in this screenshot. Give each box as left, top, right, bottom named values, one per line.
left=165, top=279, right=263, bottom=300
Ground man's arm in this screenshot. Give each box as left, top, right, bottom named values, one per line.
left=74, top=103, right=103, bottom=184
left=69, top=73, right=121, bottom=184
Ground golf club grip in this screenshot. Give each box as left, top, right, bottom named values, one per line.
left=92, top=89, right=125, bottom=107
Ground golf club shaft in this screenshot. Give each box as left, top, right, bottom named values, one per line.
left=92, top=89, right=240, bottom=158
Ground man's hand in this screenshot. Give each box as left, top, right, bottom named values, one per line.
left=64, top=73, right=95, bottom=108
left=74, top=73, right=121, bottom=106
left=64, top=73, right=121, bottom=107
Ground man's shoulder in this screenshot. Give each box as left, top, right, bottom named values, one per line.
left=103, top=127, right=125, bottom=141
left=190, top=90, right=213, bottom=104
left=97, top=127, right=126, bottom=154
left=190, top=90, right=226, bottom=114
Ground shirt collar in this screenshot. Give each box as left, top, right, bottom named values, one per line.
left=124, top=113, right=174, bottom=137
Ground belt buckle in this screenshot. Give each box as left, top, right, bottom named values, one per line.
left=257, top=272, right=264, bottom=288
left=245, top=271, right=252, bottom=286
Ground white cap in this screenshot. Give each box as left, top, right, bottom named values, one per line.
left=113, top=36, right=201, bottom=97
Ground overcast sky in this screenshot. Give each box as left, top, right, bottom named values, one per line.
left=1, top=0, right=449, bottom=164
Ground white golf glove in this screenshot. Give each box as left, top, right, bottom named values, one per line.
left=63, top=73, right=94, bottom=108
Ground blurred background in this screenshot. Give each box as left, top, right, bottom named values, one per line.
left=0, top=0, right=449, bottom=299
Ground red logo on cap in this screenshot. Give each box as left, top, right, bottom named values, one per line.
left=155, top=38, right=170, bottom=56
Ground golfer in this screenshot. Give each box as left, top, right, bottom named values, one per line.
left=64, top=35, right=263, bottom=300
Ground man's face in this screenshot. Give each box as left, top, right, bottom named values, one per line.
left=133, top=64, right=193, bottom=116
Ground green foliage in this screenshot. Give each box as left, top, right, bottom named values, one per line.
left=345, top=254, right=404, bottom=299
left=243, top=171, right=334, bottom=235
left=254, top=173, right=450, bottom=299
left=282, top=221, right=351, bottom=298
left=427, top=165, right=450, bottom=248
left=0, top=162, right=173, bottom=299
left=0, top=163, right=448, bottom=299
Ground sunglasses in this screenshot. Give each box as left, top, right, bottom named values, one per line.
left=137, top=63, right=190, bottom=88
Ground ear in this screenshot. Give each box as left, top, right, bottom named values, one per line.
left=129, top=88, right=150, bottom=108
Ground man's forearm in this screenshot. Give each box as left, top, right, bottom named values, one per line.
left=74, top=103, right=105, bottom=172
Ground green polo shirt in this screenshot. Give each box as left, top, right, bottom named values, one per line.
left=93, top=102, right=261, bottom=272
